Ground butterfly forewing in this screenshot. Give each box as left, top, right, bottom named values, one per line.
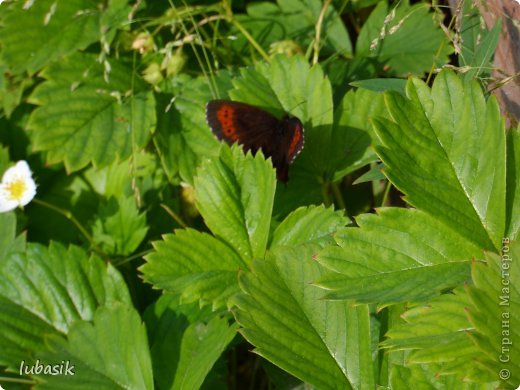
left=206, top=100, right=304, bottom=182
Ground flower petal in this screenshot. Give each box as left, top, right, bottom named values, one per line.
left=1, top=160, right=32, bottom=183
left=0, top=185, right=19, bottom=212
left=0, top=160, right=37, bottom=212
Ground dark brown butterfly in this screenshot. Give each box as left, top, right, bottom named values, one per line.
left=205, top=100, right=304, bottom=182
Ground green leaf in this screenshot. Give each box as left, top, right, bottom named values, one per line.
left=0, top=242, right=131, bottom=370
left=330, top=88, right=387, bottom=180
left=237, top=0, right=352, bottom=57
left=153, top=96, right=190, bottom=183
left=0, top=211, right=25, bottom=260
left=458, top=0, right=502, bottom=81
left=145, top=295, right=237, bottom=390
left=343, top=0, right=381, bottom=11
left=142, top=142, right=279, bottom=309
left=273, top=174, right=324, bottom=218
left=506, top=127, right=520, bottom=241
left=83, top=150, right=162, bottom=198
left=356, top=2, right=452, bottom=76
left=27, top=53, right=156, bottom=172
left=0, top=295, right=63, bottom=368
left=466, top=244, right=520, bottom=387
left=25, top=168, right=99, bottom=243
left=286, top=0, right=352, bottom=55
left=0, top=145, right=10, bottom=174
left=141, top=229, right=246, bottom=310
left=271, top=56, right=335, bottom=177
left=391, top=364, right=497, bottom=389
left=232, top=246, right=375, bottom=389
left=382, top=242, right=520, bottom=386
left=349, top=78, right=407, bottom=94
left=271, top=205, right=348, bottom=247
left=37, top=304, right=153, bottom=390
left=230, top=63, right=282, bottom=115
left=382, top=290, right=475, bottom=350
left=316, top=208, right=482, bottom=304
left=92, top=195, right=148, bottom=256
left=154, top=71, right=233, bottom=184
left=382, top=289, right=495, bottom=383
left=374, top=70, right=506, bottom=251
left=0, top=0, right=101, bottom=75
left=353, top=164, right=386, bottom=184
left=0, top=63, right=34, bottom=117
left=195, top=144, right=276, bottom=261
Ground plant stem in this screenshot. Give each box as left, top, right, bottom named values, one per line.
left=380, top=180, right=392, bottom=207
left=33, top=198, right=95, bottom=244
left=0, top=376, right=36, bottom=385
left=114, top=249, right=153, bottom=267
left=313, top=0, right=331, bottom=65
left=331, top=181, right=347, bottom=212
left=231, top=19, right=271, bottom=63
left=160, top=203, right=188, bottom=228
left=321, top=182, right=332, bottom=206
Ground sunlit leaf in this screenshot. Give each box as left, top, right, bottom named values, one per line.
left=37, top=304, right=153, bottom=389
left=316, top=208, right=482, bottom=304
left=374, top=70, right=506, bottom=251
left=271, top=205, right=348, bottom=247
left=27, top=53, right=155, bottom=172
left=233, top=246, right=375, bottom=389
left=141, top=229, right=245, bottom=310
left=382, top=242, right=520, bottom=386
left=0, top=242, right=131, bottom=370
left=506, top=127, right=520, bottom=241
left=195, top=144, right=276, bottom=261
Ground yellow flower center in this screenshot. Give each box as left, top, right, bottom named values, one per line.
left=5, top=178, right=27, bottom=201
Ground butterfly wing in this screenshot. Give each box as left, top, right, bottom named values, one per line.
left=272, top=117, right=305, bottom=182
left=206, top=100, right=304, bottom=182
left=206, top=100, right=281, bottom=154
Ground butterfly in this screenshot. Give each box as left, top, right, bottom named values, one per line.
left=205, top=100, right=304, bottom=182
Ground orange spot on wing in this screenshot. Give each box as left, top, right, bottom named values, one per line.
left=217, top=105, right=238, bottom=139
left=288, top=127, right=302, bottom=158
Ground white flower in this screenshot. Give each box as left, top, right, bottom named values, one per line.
left=0, top=161, right=37, bottom=213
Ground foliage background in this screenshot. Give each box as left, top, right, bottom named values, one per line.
left=0, top=0, right=518, bottom=389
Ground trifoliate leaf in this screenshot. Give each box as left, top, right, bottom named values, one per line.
left=374, top=70, right=506, bottom=251
left=232, top=246, right=374, bottom=389
left=92, top=195, right=148, bottom=256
